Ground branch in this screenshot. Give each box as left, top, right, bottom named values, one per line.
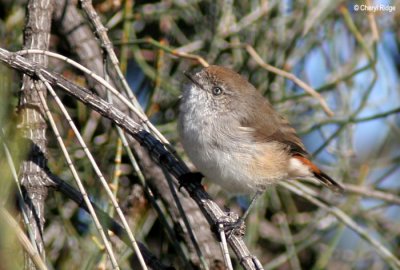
left=53, top=0, right=223, bottom=263
left=48, top=173, right=171, bottom=270
left=281, top=181, right=400, bottom=269
left=119, top=38, right=209, bottom=67
left=343, top=183, right=400, bottom=205
left=0, top=47, right=264, bottom=270
left=0, top=208, right=48, bottom=270
left=307, top=107, right=400, bottom=132
left=245, top=45, right=334, bottom=117
left=19, top=0, right=54, bottom=268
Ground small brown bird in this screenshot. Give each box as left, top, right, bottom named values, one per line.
left=178, top=65, right=343, bottom=222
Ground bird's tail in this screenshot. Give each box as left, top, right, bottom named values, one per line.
left=312, top=170, right=344, bottom=193
left=292, top=155, right=344, bottom=192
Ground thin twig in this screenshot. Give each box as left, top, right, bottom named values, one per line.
left=340, top=6, right=374, bottom=62
left=79, top=0, right=140, bottom=108
left=0, top=47, right=264, bottom=270
left=276, top=213, right=301, bottom=270
left=108, top=138, right=123, bottom=217
left=343, top=183, right=400, bottom=205
left=105, top=73, right=192, bottom=267
left=219, top=224, right=234, bottom=270
left=245, top=45, right=334, bottom=116
left=366, top=0, right=380, bottom=41
left=114, top=124, right=191, bottom=267
left=79, top=0, right=174, bottom=148
left=280, top=181, right=400, bottom=269
left=220, top=1, right=269, bottom=37
left=37, top=74, right=148, bottom=270
left=35, top=80, right=120, bottom=269
left=0, top=208, right=48, bottom=270
left=16, top=49, right=167, bottom=145
left=0, top=130, right=39, bottom=253
left=49, top=174, right=170, bottom=270
left=164, top=171, right=209, bottom=270
left=116, top=38, right=209, bottom=67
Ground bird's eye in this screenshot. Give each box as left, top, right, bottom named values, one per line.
left=212, top=87, right=223, bottom=96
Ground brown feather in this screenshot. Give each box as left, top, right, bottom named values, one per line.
left=204, top=66, right=343, bottom=192
left=204, top=66, right=307, bottom=157
left=293, top=155, right=344, bottom=192
left=236, top=92, right=308, bottom=157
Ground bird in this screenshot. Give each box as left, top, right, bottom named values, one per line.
left=178, top=65, right=343, bottom=225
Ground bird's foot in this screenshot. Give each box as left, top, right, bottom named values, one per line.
left=178, top=172, right=204, bottom=191
left=214, top=212, right=246, bottom=238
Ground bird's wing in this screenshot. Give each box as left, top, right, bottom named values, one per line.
left=237, top=98, right=308, bottom=157
left=237, top=97, right=344, bottom=192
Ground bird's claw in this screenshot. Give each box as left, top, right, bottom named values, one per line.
left=214, top=212, right=246, bottom=238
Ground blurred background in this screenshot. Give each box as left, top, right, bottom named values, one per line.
left=0, top=0, right=399, bottom=269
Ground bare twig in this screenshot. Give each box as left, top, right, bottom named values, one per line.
left=48, top=174, right=170, bottom=270
left=366, top=0, right=380, bottom=41
left=37, top=73, right=148, bottom=270
left=275, top=213, right=301, bottom=270
left=35, top=79, right=120, bottom=269
left=245, top=45, right=334, bottom=117
left=116, top=38, right=209, bottom=67
left=79, top=0, right=140, bottom=108
left=79, top=0, right=171, bottom=147
left=340, top=6, right=374, bottom=62
left=280, top=181, right=400, bottom=269
left=0, top=47, right=264, bottom=270
left=0, top=208, right=48, bottom=270
left=218, top=224, right=233, bottom=270
left=220, top=1, right=269, bottom=37
left=164, top=172, right=210, bottom=270
left=343, top=183, right=400, bottom=205
left=303, top=107, right=400, bottom=133
left=110, top=112, right=192, bottom=268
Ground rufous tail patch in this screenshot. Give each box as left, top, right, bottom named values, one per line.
left=292, top=155, right=321, bottom=174
left=293, top=155, right=344, bottom=192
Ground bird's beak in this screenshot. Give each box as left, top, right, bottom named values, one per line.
left=184, top=71, right=205, bottom=91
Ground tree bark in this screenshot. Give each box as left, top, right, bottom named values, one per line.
left=52, top=1, right=224, bottom=267
left=0, top=47, right=264, bottom=270
left=18, top=0, right=54, bottom=268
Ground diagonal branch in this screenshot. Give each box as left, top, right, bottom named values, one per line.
left=245, top=45, right=334, bottom=117
left=0, top=47, right=264, bottom=270
left=48, top=173, right=170, bottom=270
left=0, top=208, right=48, bottom=270
left=280, top=181, right=400, bottom=269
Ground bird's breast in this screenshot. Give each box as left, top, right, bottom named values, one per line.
left=179, top=112, right=266, bottom=194
left=178, top=89, right=290, bottom=194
